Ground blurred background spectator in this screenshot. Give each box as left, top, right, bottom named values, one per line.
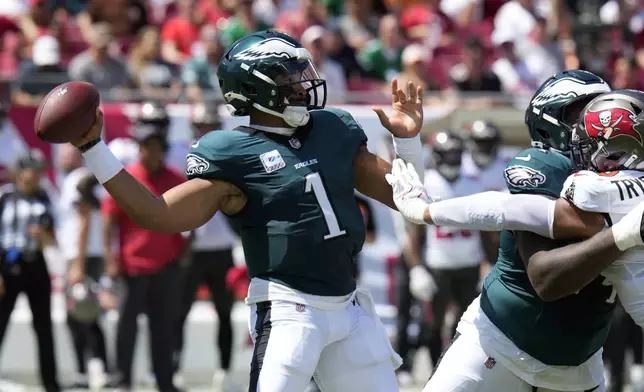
left=219, top=0, right=271, bottom=46
left=161, top=0, right=203, bottom=65
left=129, top=26, right=180, bottom=100
left=275, top=0, right=325, bottom=40
left=12, top=35, right=69, bottom=106
left=358, top=14, right=404, bottom=82
left=0, top=0, right=632, bottom=106
left=181, top=24, right=224, bottom=103
left=68, top=23, right=132, bottom=90
left=449, top=36, right=501, bottom=93
left=300, top=25, right=346, bottom=104
left=396, top=43, right=432, bottom=92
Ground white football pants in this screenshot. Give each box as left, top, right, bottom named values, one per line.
left=248, top=299, right=399, bottom=392
left=424, top=333, right=604, bottom=392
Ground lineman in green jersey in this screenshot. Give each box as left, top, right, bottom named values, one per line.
left=67, top=30, right=429, bottom=392
left=390, top=70, right=618, bottom=391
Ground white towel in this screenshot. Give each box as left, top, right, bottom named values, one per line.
left=355, top=287, right=404, bottom=370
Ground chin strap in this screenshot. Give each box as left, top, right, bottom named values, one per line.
left=224, top=92, right=311, bottom=128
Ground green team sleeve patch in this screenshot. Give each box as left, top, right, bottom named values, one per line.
left=504, top=148, right=573, bottom=198
left=185, top=130, right=248, bottom=188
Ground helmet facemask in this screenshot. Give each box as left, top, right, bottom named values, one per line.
left=468, top=138, right=498, bottom=168
left=225, top=55, right=327, bottom=128
left=261, top=58, right=326, bottom=127
left=435, top=148, right=462, bottom=181
left=431, top=132, right=464, bottom=182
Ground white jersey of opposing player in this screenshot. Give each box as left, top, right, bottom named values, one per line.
left=561, top=169, right=644, bottom=325
left=461, top=147, right=518, bottom=191
left=424, top=169, right=485, bottom=269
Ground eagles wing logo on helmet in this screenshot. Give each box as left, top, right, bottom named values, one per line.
left=233, top=38, right=299, bottom=61
left=186, top=154, right=210, bottom=175
left=530, top=77, right=610, bottom=107
left=584, top=107, right=643, bottom=145
left=504, top=165, right=547, bottom=187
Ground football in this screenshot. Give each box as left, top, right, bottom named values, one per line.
left=34, top=81, right=100, bottom=144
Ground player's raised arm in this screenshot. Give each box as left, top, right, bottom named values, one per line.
left=354, top=79, right=427, bottom=210
left=71, top=111, right=243, bottom=233
left=387, top=158, right=605, bottom=238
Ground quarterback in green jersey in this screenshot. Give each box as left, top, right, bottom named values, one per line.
left=67, top=30, right=428, bottom=392
left=391, top=70, right=621, bottom=392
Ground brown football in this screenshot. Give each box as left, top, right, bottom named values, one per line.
left=34, top=81, right=100, bottom=144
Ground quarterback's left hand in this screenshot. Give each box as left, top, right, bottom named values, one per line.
left=386, top=158, right=431, bottom=224
left=373, top=79, right=423, bottom=138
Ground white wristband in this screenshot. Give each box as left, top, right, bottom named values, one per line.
left=81, top=140, right=124, bottom=184
left=612, top=206, right=644, bottom=251
left=393, top=135, right=424, bottom=183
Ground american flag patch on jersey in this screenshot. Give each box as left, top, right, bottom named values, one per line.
left=484, top=357, right=496, bottom=369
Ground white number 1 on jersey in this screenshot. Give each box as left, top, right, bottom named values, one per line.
left=305, top=173, right=347, bottom=240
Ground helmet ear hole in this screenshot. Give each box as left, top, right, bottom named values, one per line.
left=536, top=128, right=550, bottom=141
left=241, top=82, right=258, bottom=96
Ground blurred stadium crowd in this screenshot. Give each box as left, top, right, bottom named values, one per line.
left=2, top=0, right=644, bottom=392
left=2, top=0, right=644, bottom=105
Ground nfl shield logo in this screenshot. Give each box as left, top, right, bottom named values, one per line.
left=295, top=304, right=305, bottom=312
left=289, top=138, right=301, bottom=149
left=484, top=357, right=496, bottom=369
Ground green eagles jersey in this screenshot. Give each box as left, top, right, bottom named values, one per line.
left=481, top=147, right=615, bottom=366
left=186, top=108, right=367, bottom=296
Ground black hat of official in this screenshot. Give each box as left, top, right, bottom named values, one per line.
left=130, top=101, right=170, bottom=152
left=15, top=149, right=47, bottom=171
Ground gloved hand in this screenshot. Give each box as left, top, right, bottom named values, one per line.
left=385, top=158, right=432, bottom=225
left=409, top=265, right=437, bottom=301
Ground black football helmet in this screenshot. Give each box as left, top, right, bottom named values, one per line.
left=131, top=101, right=169, bottom=151
left=191, top=102, right=222, bottom=138
left=428, top=130, right=464, bottom=181
left=462, top=120, right=502, bottom=168
left=218, top=30, right=327, bottom=127
left=135, top=101, right=170, bottom=132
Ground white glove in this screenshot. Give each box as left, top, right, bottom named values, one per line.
left=612, top=198, right=644, bottom=250
left=385, top=158, right=432, bottom=225
left=409, top=265, right=437, bottom=301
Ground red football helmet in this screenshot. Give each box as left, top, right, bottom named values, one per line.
left=571, top=89, right=644, bottom=172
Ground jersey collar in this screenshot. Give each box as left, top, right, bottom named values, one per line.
left=249, top=123, right=296, bottom=136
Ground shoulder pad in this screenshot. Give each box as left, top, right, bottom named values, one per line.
left=185, top=130, right=249, bottom=183
left=563, top=170, right=644, bottom=214
left=312, top=108, right=367, bottom=148
left=315, top=108, right=361, bottom=129
left=561, top=171, right=611, bottom=213
left=504, top=148, right=572, bottom=198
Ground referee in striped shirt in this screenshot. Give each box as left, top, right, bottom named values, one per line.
left=0, top=151, right=60, bottom=392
